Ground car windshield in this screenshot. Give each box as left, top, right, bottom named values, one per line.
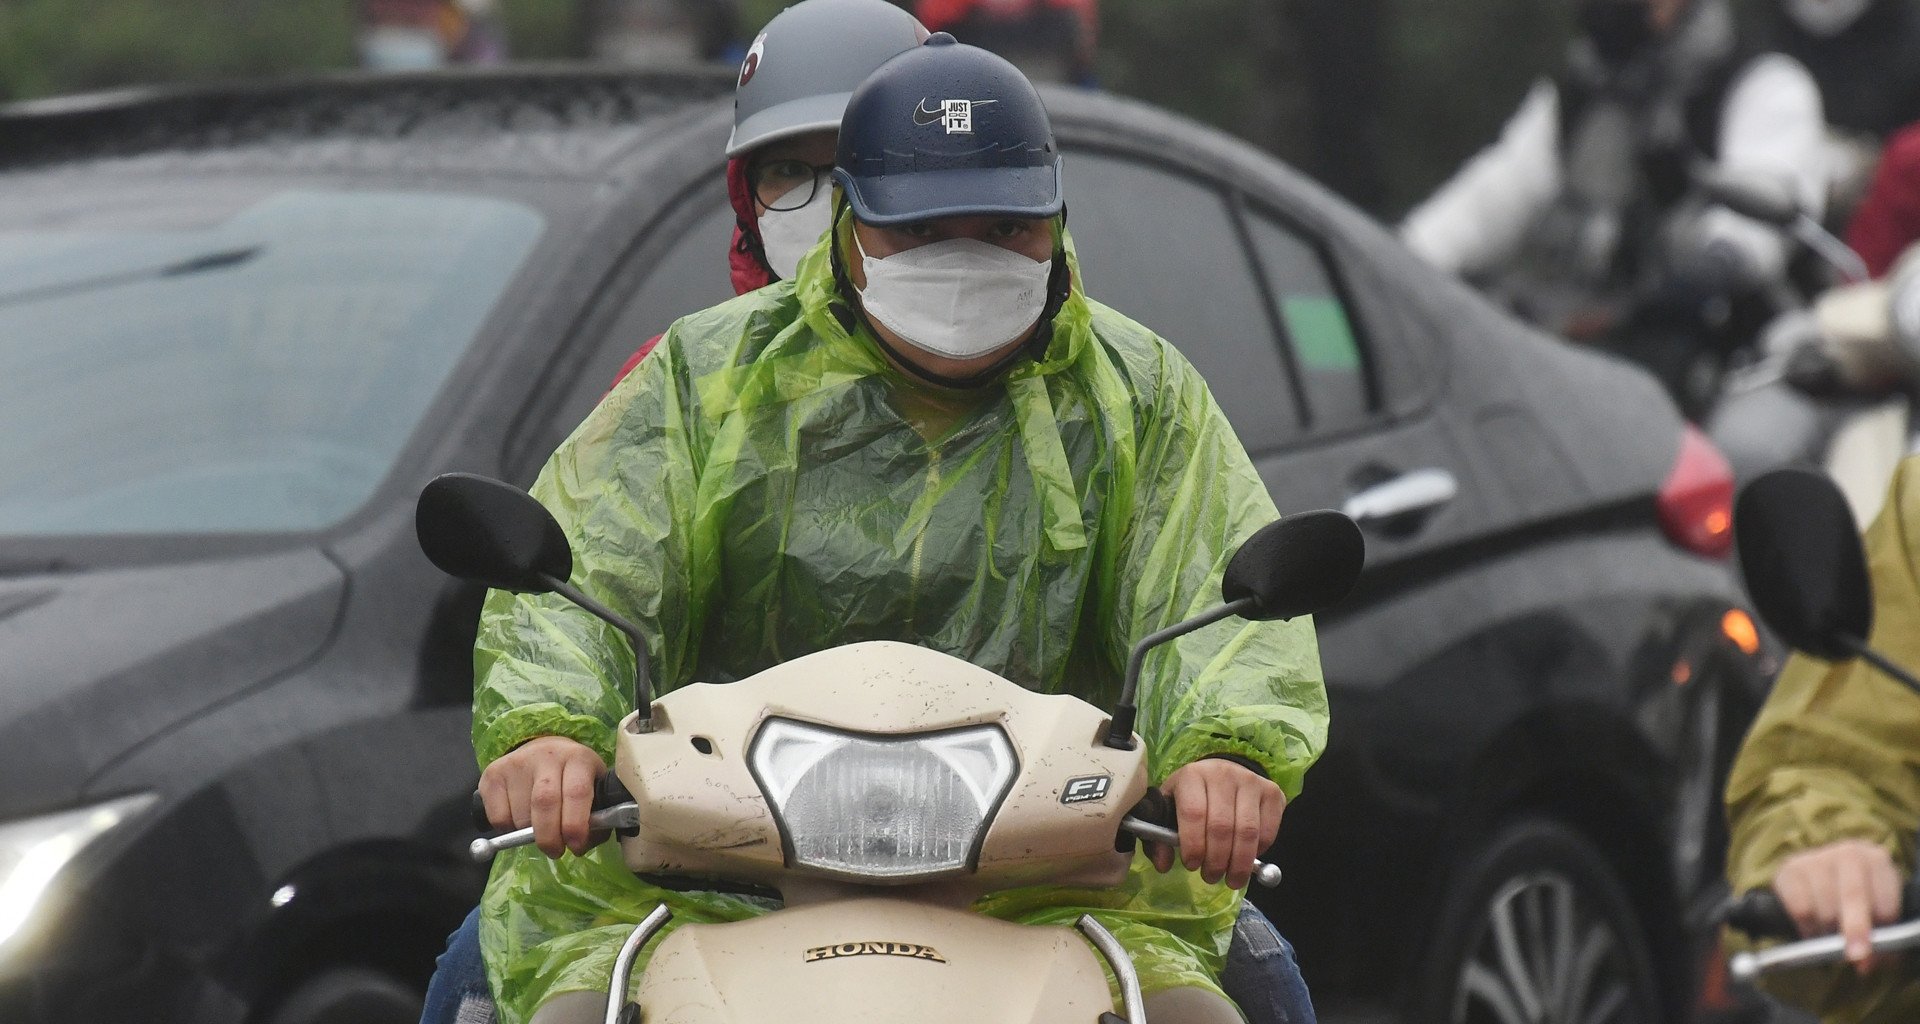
left=0, top=185, right=545, bottom=536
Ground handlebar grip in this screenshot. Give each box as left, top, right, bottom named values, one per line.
left=1130, top=787, right=1175, bottom=830
left=1724, top=890, right=1798, bottom=941
left=595, top=773, right=635, bottom=811
left=1724, top=878, right=1920, bottom=942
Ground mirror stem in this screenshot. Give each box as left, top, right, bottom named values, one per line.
left=1104, top=597, right=1258, bottom=750
left=1839, top=635, right=1920, bottom=699
left=538, top=572, right=655, bottom=732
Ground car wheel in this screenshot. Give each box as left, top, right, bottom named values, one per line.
left=1416, top=818, right=1663, bottom=1024
left=264, top=967, right=421, bottom=1024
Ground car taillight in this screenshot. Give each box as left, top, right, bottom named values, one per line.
left=1658, top=426, right=1734, bottom=559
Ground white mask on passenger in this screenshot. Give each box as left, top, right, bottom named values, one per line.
left=358, top=26, right=448, bottom=70
left=1783, top=0, right=1873, bottom=37
left=854, top=235, right=1053, bottom=360
left=755, top=180, right=834, bottom=280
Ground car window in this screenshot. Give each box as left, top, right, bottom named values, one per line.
left=554, top=198, right=739, bottom=430
left=0, top=185, right=545, bottom=536
left=1245, top=208, right=1374, bottom=434
left=1061, top=151, right=1303, bottom=452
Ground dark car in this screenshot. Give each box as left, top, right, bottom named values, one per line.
left=0, top=70, right=1768, bottom=1024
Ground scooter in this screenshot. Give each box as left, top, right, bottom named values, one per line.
left=413, top=473, right=1364, bottom=1024
left=1700, top=181, right=1918, bottom=528
left=1720, top=467, right=1920, bottom=981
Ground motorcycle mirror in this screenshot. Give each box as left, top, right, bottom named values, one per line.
left=1104, top=511, right=1364, bottom=749
left=416, top=473, right=573, bottom=593
left=1734, top=468, right=1870, bottom=661
left=1698, top=171, right=1801, bottom=228
left=415, top=472, right=659, bottom=728
left=1222, top=511, right=1366, bottom=622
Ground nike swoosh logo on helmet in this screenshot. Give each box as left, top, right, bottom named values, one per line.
left=913, top=99, right=946, bottom=126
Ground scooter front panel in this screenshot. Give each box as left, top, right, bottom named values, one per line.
left=634, top=897, right=1116, bottom=1024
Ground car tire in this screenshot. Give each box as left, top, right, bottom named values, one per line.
left=1413, top=818, right=1663, bottom=1024
left=264, top=967, right=421, bottom=1024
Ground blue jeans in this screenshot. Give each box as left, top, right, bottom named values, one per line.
left=420, top=906, right=493, bottom=1024
left=1222, top=901, right=1318, bottom=1024
left=420, top=901, right=1314, bottom=1024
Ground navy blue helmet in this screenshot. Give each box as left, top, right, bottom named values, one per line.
left=832, top=33, right=1064, bottom=226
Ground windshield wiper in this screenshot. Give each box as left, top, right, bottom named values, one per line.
left=0, top=245, right=264, bottom=309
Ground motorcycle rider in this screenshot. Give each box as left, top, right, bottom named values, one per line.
left=1400, top=0, right=1826, bottom=414
left=1754, top=0, right=1920, bottom=214
left=606, top=0, right=930, bottom=384
left=472, top=34, right=1326, bottom=1024
left=1849, top=121, right=1920, bottom=278
left=416, top=5, right=928, bottom=1022
left=1724, top=459, right=1920, bottom=1021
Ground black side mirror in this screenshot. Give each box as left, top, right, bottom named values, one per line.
left=416, top=472, right=573, bottom=593
left=1735, top=468, right=1870, bottom=660
left=1222, top=510, right=1366, bottom=622
left=415, top=473, right=658, bottom=727
left=1104, top=510, right=1365, bottom=749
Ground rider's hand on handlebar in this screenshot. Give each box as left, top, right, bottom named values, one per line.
left=1150, top=760, right=1285, bottom=890
left=1773, top=840, right=1902, bottom=973
left=478, top=736, right=608, bottom=859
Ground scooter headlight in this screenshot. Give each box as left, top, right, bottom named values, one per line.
left=749, top=719, right=1018, bottom=880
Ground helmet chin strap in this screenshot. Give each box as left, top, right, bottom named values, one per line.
left=828, top=201, right=1073, bottom=390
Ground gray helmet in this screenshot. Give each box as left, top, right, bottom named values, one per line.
left=727, top=0, right=927, bottom=158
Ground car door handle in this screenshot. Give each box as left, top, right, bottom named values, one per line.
left=1342, top=468, right=1458, bottom=527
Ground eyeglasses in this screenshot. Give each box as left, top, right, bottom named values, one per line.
left=750, top=159, right=835, bottom=212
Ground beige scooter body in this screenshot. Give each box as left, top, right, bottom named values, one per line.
left=640, top=898, right=1114, bottom=1024
left=607, top=640, right=1151, bottom=1023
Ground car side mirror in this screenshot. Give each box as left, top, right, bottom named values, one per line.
left=1221, top=510, right=1366, bottom=622
left=1735, top=468, right=1872, bottom=661
left=415, top=472, right=573, bottom=593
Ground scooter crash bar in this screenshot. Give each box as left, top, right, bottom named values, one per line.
left=1121, top=816, right=1284, bottom=889
left=469, top=803, right=642, bottom=863
left=1729, top=918, right=1920, bottom=982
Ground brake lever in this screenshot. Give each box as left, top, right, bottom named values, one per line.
left=470, top=803, right=641, bottom=863
left=1121, top=816, right=1283, bottom=889
left=1730, top=918, right=1920, bottom=981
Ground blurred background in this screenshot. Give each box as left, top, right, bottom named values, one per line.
left=11, top=2, right=1920, bottom=1023
left=0, top=0, right=1579, bottom=218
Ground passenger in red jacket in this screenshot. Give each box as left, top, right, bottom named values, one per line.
left=414, top=5, right=927, bottom=1024
left=1848, top=121, right=1920, bottom=279
left=608, top=0, right=927, bottom=387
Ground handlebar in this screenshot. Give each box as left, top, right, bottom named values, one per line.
left=1722, top=880, right=1920, bottom=980
left=470, top=802, right=641, bottom=862
left=468, top=776, right=639, bottom=862
left=1124, top=788, right=1284, bottom=889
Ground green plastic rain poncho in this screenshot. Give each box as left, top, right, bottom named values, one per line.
left=470, top=215, right=1328, bottom=1024
left=1724, top=458, right=1920, bottom=1023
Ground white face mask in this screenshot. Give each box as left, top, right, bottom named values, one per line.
left=755, top=178, right=834, bottom=281
left=855, top=235, right=1053, bottom=361
left=358, top=26, right=448, bottom=70
left=1783, top=0, right=1873, bottom=36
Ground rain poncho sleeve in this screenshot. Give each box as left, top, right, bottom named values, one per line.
left=466, top=226, right=1326, bottom=1023
left=1090, top=307, right=1326, bottom=795
left=470, top=330, right=707, bottom=768
left=1723, top=457, right=1920, bottom=1022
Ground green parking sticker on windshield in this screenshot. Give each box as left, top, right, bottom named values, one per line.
left=1281, top=296, right=1361, bottom=372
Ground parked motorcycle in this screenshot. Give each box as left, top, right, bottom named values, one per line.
left=412, top=473, right=1364, bottom=1024
left=1721, top=467, right=1920, bottom=979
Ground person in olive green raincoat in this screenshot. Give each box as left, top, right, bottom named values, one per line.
left=470, top=36, right=1326, bottom=1024
left=1725, top=457, right=1920, bottom=1022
